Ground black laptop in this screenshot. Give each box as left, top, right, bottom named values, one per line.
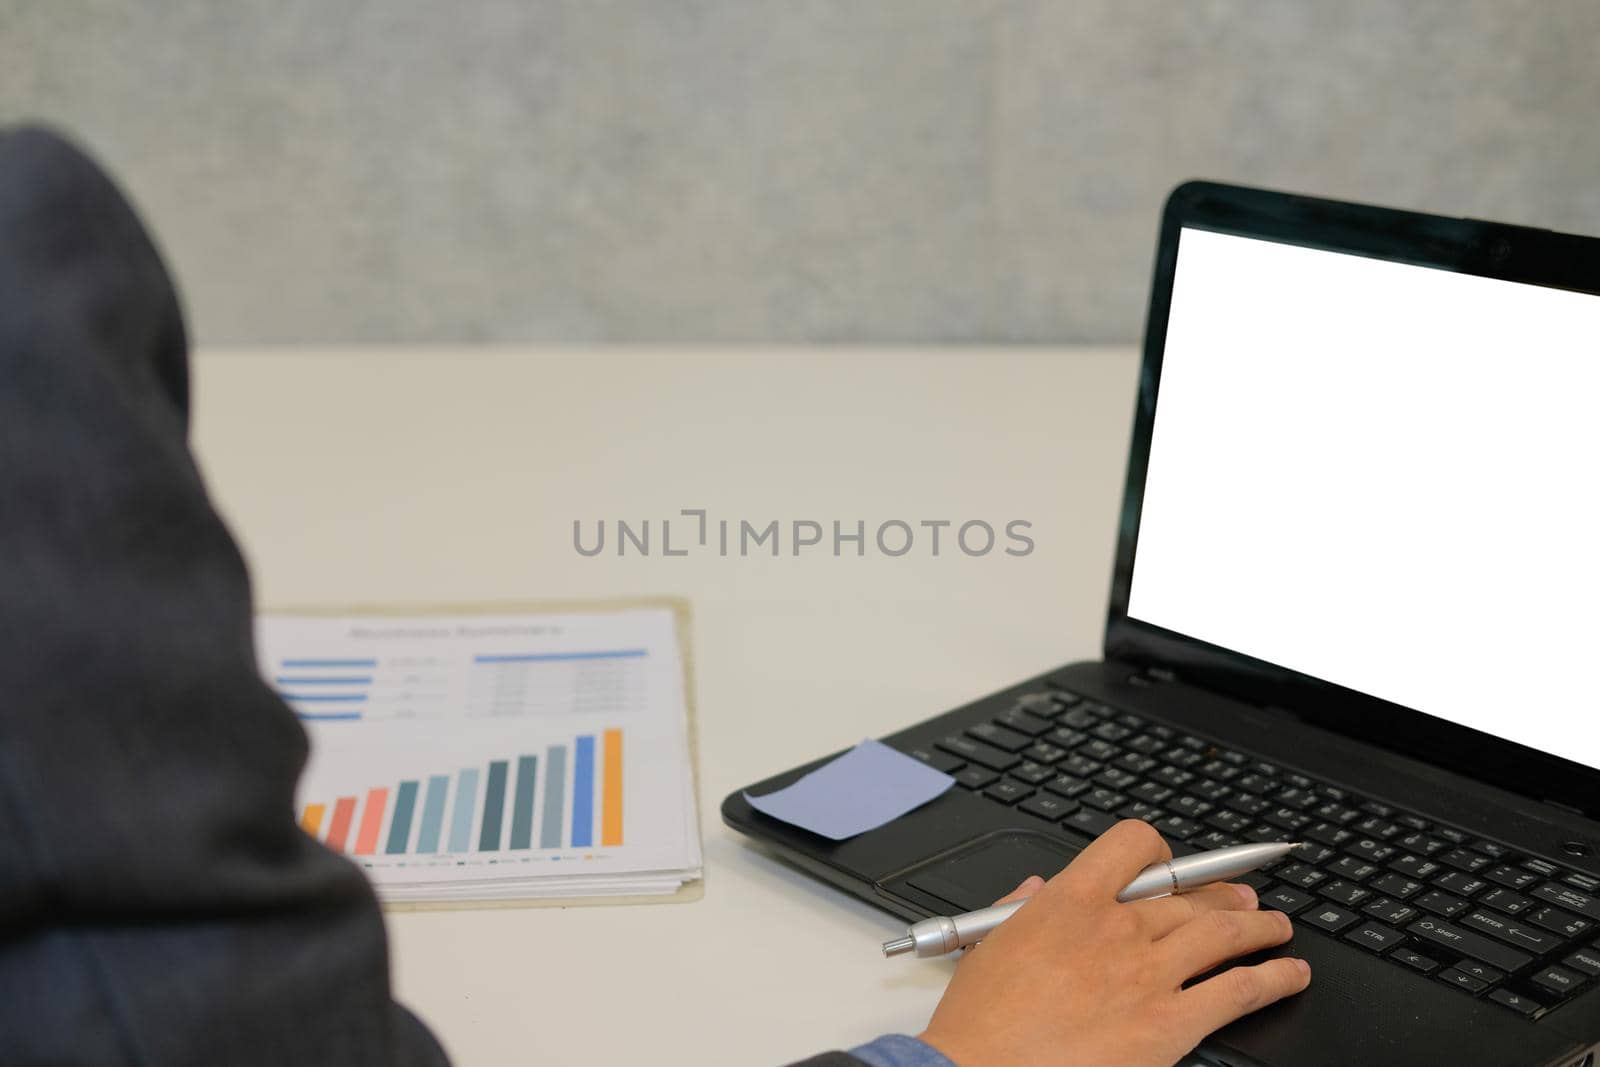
left=724, top=182, right=1600, bottom=1067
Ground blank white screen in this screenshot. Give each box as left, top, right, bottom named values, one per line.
left=1128, top=227, right=1600, bottom=772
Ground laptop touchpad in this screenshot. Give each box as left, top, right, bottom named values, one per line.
left=893, top=831, right=1081, bottom=912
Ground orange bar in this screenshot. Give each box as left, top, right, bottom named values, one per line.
left=601, top=728, right=623, bottom=846
left=326, top=796, right=357, bottom=852
left=354, top=787, right=389, bottom=855
left=300, top=803, right=326, bottom=838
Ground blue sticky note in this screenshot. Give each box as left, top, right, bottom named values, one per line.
left=744, top=738, right=955, bottom=841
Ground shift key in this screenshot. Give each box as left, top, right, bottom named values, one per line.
left=1408, top=918, right=1532, bottom=973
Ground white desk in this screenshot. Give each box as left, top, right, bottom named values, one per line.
left=191, top=346, right=1140, bottom=1066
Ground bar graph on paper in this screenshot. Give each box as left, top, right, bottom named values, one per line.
left=298, top=729, right=626, bottom=860
left=258, top=608, right=702, bottom=902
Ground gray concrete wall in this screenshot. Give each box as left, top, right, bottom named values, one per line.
left=4, top=1, right=1598, bottom=345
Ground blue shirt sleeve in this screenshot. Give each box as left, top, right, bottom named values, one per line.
left=848, top=1034, right=957, bottom=1067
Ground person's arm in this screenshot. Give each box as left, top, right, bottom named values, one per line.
left=786, top=1035, right=950, bottom=1067
left=788, top=819, right=1304, bottom=1067
left=0, top=125, right=446, bottom=1066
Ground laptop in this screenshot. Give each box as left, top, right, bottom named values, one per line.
left=723, top=182, right=1600, bottom=1067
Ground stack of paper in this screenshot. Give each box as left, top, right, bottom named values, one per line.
left=255, top=606, right=702, bottom=903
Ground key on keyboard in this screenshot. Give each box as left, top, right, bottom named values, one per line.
left=939, top=687, right=1600, bottom=1018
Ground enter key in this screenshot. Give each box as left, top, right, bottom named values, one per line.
left=1460, top=909, right=1562, bottom=956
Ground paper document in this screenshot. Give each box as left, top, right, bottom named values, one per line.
left=745, top=738, right=954, bottom=840
left=256, top=607, right=702, bottom=903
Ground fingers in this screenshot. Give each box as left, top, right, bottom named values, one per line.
left=1050, top=819, right=1172, bottom=901
left=993, top=875, right=1047, bottom=907
left=1131, top=882, right=1257, bottom=939
left=1179, top=956, right=1312, bottom=1036
left=959, top=877, right=1046, bottom=961
left=1157, top=908, right=1295, bottom=980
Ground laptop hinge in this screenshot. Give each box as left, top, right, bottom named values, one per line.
left=1122, top=664, right=1177, bottom=689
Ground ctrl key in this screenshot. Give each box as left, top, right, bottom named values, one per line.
left=1342, top=921, right=1403, bottom=953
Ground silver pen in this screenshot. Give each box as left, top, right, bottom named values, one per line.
left=882, top=841, right=1301, bottom=958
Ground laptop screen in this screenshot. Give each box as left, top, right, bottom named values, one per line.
left=1127, top=226, right=1600, bottom=774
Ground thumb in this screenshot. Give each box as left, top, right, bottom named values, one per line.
left=993, top=874, right=1047, bottom=906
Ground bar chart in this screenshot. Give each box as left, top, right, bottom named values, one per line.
left=299, top=728, right=625, bottom=856
left=276, top=657, right=378, bottom=721
left=264, top=607, right=700, bottom=901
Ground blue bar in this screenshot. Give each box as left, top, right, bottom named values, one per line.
left=274, top=676, right=373, bottom=686
left=572, top=735, right=595, bottom=847
left=385, top=780, right=419, bottom=854
left=294, top=711, right=362, bottom=721
left=447, top=768, right=479, bottom=853
left=416, top=775, right=449, bottom=853
left=473, top=649, right=648, bottom=664
left=509, top=756, right=538, bottom=850
left=540, top=744, right=567, bottom=849
left=281, top=658, right=378, bottom=668
left=281, top=694, right=367, bottom=703
left=479, top=760, right=509, bottom=851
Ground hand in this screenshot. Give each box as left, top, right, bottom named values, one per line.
left=918, top=820, right=1309, bottom=1067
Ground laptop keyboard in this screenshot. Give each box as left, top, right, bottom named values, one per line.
left=911, top=687, right=1600, bottom=1021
